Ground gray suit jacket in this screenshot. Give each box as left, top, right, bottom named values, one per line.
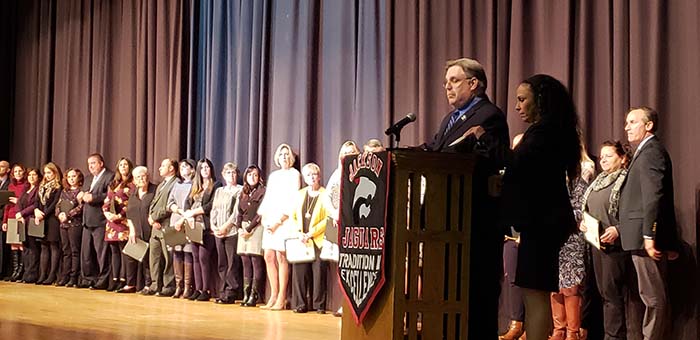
left=82, top=169, right=115, bottom=228
left=149, top=176, right=177, bottom=235
left=619, top=136, right=679, bottom=251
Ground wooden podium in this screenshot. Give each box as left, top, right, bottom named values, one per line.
left=341, top=150, right=476, bottom=340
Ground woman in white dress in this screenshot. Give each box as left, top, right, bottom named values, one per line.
left=258, top=143, right=301, bottom=310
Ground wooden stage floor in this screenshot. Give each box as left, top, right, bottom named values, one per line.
left=0, top=282, right=341, bottom=340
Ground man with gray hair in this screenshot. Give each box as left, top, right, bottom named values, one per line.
left=619, top=106, right=679, bottom=340
left=422, top=57, right=509, bottom=158
left=421, top=58, right=509, bottom=339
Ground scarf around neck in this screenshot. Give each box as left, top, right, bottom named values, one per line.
left=582, top=168, right=627, bottom=217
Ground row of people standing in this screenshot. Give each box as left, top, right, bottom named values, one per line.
left=1, top=140, right=374, bottom=314
left=420, top=57, right=679, bottom=340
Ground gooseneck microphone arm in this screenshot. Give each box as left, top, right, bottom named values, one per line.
left=384, top=113, right=417, bottom=148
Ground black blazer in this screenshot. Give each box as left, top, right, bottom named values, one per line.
left=126, top=183, right=156, bottom=241
left=423, top=95, right=509, bottom=166
left=82, top=168, right=115, bottom=228
left=619, top=136, right=679, bottom=252
left=0, top=177, right=10, bottom=218
left=185, top=181, right=222, bottom=230
left=500, top=122, right=576, bottom=237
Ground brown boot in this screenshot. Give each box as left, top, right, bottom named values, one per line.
left=550, top=293, right=566, bottom=340
left=563, top=293, right=581, bottom=340
left=172, top=258, right=184, bottom=298
left=499, top=320, right=524, bottom=340
left=182, top=262, right=194, bottom=299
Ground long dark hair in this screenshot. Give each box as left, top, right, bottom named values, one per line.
left=242, top=165, right=264, bottom=195
left=522, top=74, right=582, bottom=186
left=190, top=158, right=216, bottom=198
left=110, top=157, right=134, bottom=190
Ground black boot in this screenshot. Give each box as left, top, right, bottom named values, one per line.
left=2, top=251, right=14, bottom=281
left=6, top=251, right=19, bottom=281
left=240, top=279, right=251, bottom=306
left=244, top=280, right=260, bottom=307
left=11, top=251, right=24, bottom=282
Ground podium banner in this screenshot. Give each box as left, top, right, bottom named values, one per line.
left=339, top=151, right=389, bottom=325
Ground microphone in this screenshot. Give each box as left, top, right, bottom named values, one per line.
left=385, top=113, right=417, bottom=135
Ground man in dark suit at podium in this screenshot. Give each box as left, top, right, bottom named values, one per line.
left=422, top=58, right=509, bottom=339
left=422, top=57, right=509, bottom=159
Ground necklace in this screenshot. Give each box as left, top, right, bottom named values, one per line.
left=304, top=192, right=319, bottom=219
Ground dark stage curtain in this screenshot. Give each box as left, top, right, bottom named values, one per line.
left=1, top=0, right=698, bottom=337
left=189, top=0, right=385, bottom=177
left=9, top=0, right=187, bottom=176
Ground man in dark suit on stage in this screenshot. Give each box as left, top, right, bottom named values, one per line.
left=422, top=57, right=509, bottom=160
left=422, top=58, right=509, bottom=339
left=0, top=161, right=11, bottom=279
left=619, top=106, right=679, bottom=340
left=79, top=153, right=115, bottom=289
left=144, top=158, right=178, bottom=296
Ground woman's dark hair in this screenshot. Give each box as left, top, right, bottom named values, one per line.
left=10, top=163, right=27, bottom=184
left=26, top=167, right=43, bottom=186
left=522, top=74, right=582, bottom=185
left=600, top=140, right=633, bottom=169
left=62, top=168, right=85, bottom=189
left=190, top=158, right=216, bottom=198
left=110, top=157, right=134, bottom=190
left=242, top=165, right=265, bottom=195
left=178, top=159, right=196, bottom=181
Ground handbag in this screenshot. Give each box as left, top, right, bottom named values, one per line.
left=284, top=237, right=316, bottom=263
left=319, top=239, right=339, bottom=262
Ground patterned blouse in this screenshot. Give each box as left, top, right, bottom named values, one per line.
left=56, top=188, right=83, bottom=228
left=103, top=182, right=135, bottom=241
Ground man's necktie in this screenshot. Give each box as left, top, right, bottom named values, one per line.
left=444, top=111, right=461, bottom=135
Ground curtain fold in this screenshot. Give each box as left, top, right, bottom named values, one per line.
left=12, top=0, right=186, bottom=176
left=4, top=1, right=699, bottom=336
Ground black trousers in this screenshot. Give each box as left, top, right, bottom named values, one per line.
left=80, top=226, right=110, bottom=285
left=0, top=230, right=11, bottom=277
left=592, top=247, right=644, bottom=340
left=60, top=226, right=82, bottom=281
left=292, top=246, right=327, bottom=311
left=108, top=241, right=126, bottom=281
left=215, top=235, right=241, bottom=298
left=22, top=236, right=41, bottom=282
left=124, top=243, right=150, bottom=288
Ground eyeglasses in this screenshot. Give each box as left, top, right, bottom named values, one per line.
left=443, top=76, right=475, bottom=88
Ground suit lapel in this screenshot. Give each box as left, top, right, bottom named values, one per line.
left=629, top=136, right=657, bottom=169
left=439, top=99, right=487, bottom=148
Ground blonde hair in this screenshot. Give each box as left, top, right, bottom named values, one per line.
left=273, top=143, right=296, bottom=168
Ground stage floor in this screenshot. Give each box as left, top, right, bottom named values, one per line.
left=0, top=282, right=341, bottom=340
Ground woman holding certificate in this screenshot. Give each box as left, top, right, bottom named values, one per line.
left=121, top=166, right=156, bottom=293
left=183, top=158, right=221, bottom=302
left=56, top=168, right=84, bottom=287
left=35, top=163, right=62, bottom=285
left=581, top=141, right=640, bottom=339
left=102, top=158, right=135, bottom=291
left=1, top=164, right=28, bottom=282
left=237, top=165, right=266, bottom=307
left=210, top=162, right=243, bottom=304
left=289, top=163, right=332, bottom=314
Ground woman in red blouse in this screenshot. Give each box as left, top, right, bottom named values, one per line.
left=1, top=164, right=28, bottom=281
